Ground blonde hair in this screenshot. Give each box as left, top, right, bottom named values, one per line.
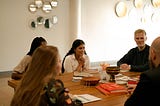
left=134, top=29, right=146, bottom=36
left=11, top=45, right=59, bottom=106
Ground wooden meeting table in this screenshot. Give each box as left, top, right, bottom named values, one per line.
left=8, top=71, right=141, bottom=106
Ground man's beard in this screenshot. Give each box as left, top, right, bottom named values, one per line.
left=149, top=60, right=155, bottom=69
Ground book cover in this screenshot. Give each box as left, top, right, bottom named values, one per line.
left=96, top=86, right=110, bottom=95
left=96, top=83, right=127, bottom=94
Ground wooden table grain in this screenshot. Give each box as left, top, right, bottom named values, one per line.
left=8, top=71, right=141, bottom=106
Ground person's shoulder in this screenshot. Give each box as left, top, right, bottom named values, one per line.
left=84, top=54, right=89, bottom=59
left=141, top=66, right=160, bottom=80
left=64, top=55, right=75, bottom=63
left=15, top=55, right=31, bottom=65
left=25, top=55, right=32, bottom=58
left=21, top=55, right=32, bottom=61
left=45, top=79, right=64, bottom=93
left=65, top=54, right=75, bottom=59
left=146, top=44, right=150, bottom=47
left=127, top=47, right=137, bottom=53
left=145, top=44, right=150, bottom=49
left=22, top=55, right=31, bottom=59
left=44, top=79, right=65, bottom=105
left=48, top=79, right=64, bottom=88
left=145, top=66, right=160, bottom=74
left=133, top=46, right=138, bottom=50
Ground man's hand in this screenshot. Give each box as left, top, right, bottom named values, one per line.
left=120, top=64, right=131, bottom=70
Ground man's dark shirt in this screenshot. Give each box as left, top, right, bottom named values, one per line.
left=124, top=66, right=160, bottom=106
left=117, top=44, right=150, bottom=72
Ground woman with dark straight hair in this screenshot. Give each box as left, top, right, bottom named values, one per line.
left=62, top=39, right=90, bottom=73
left=11, top=37, right=47, bottom=80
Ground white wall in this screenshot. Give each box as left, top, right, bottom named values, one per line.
left=1, top=0, right=160, bottom=71
left=81, top=0, right=160, bottom=64
left=0, top=0, right=73, bottom=71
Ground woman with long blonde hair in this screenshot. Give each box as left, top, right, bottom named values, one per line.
left=11, top=45, right=77, bottom=106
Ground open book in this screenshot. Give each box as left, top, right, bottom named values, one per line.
left=72, top=94, right=102, bottom=104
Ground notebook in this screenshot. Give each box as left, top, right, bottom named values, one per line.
left=72, top=94, right=102, bottom=103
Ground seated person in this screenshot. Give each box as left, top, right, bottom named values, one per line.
left=11, top=46, right=80, bottom=106
left=124, top=36, right=160, bottom=106
left=11, top=37, right=47, bottom=80
left=117, top=29, right=150, bottom=72
left=62, top=39, right=90, bottom=73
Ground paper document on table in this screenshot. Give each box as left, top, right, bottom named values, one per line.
left=73, top=94, right=102, bottom=103
left=72, top=76, right=83, bottom=82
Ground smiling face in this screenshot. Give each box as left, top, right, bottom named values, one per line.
left=134, top=31, right=147, bottom=50
left=74, top=44, right=85, bottom=57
